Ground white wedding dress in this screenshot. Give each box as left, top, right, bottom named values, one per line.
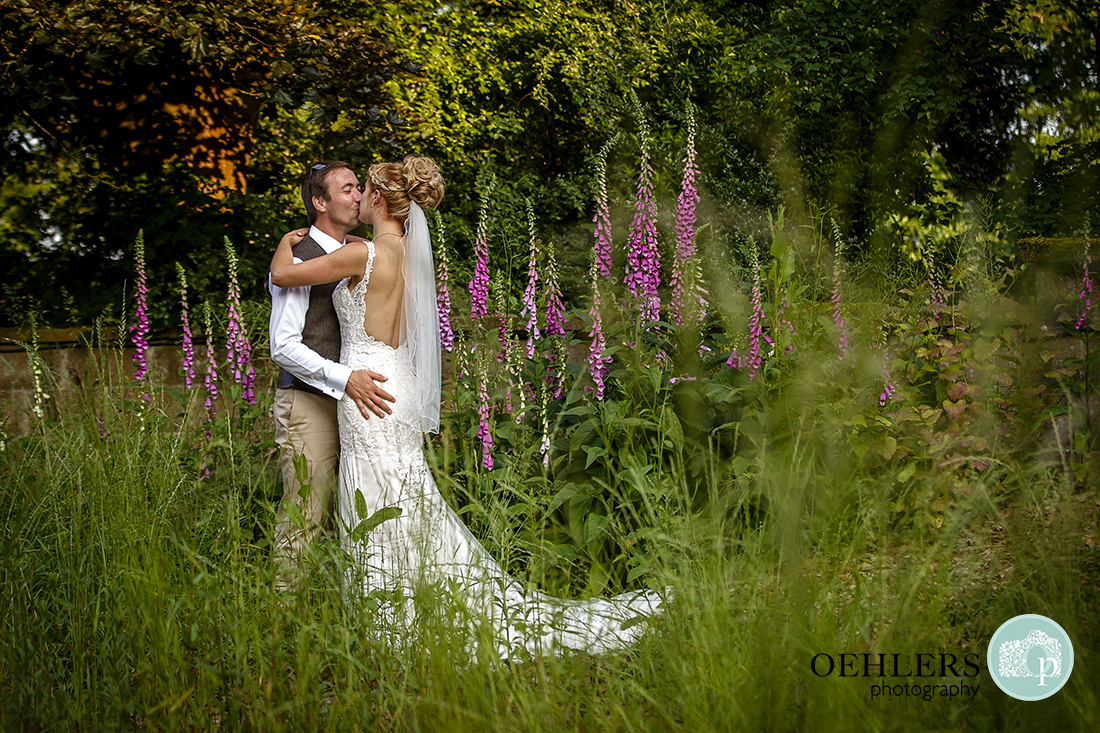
left=333, top=240, right=664, bottom=657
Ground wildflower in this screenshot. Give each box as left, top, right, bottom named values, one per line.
left=592, top=135, right=617, bottom=279
left=493, top=272, right=509, bottom=365
left=671, top=104, right=702, bottom=329
left=625, top=90, right=661, bottom=325
left=452, top=330, right=468, bottom=381
left=225, top=239, right=256, bottom=405
left=544, top=245, right=566, bottom=338
left=538, top=381, right=551, bottom=467
left=521, top=201, right=541, bottom=358
left=493, top=272, right=523, bottom=416
left=432, top=212, right=455, bottom=351
left=588, top=256, right=613, bottom=400
left=1076, top=237, right=1092, bottom=330
left=468, top=172, right=496, bottom=321
left=175, top=263, right=196, bottom=388
left=202, top=301, right=219, bottom=435
left=26, top=314, right=50, bottom=419
left=130, top=230, right=150, bottom=402
left=477, top=359, right=494, bottom=470
left=745, top=247, right=765, bottom=380
left=544, top=245, right=567, bottom=398
left=777, top=297, right=794, bottom=334
left=879, top=356, right=897, bottom=406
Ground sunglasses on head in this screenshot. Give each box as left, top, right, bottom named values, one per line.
left=306, top=163, right=331, bottom=197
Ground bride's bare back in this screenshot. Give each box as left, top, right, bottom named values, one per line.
left=347, top=236, right=405, bottom=350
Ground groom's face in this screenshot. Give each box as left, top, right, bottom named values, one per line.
left=314, top=168, right=362, bottom=233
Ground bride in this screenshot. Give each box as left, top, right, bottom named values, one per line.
left=270, top=156, right=663, bottom=657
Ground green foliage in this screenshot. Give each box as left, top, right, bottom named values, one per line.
left=0, top=0, right=403, bottom=326
left=3, top=0, right=1099, bottom=327
left=2, top=215, right=1099, bottom=727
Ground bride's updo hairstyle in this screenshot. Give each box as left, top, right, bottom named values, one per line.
left=367, top=155, right=445, bottom=222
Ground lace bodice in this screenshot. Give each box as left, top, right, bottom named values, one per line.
left=332, top=240, right=426, bottom=470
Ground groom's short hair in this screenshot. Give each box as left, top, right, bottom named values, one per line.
left=301, top=161, right=353, bottom=224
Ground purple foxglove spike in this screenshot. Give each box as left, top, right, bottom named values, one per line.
left=588, top=270, right=612, bottom=400
left=130, top=231, right=150, bottom=400
left=544, top=246, right=566, bottom=338
left=176, top=264, right=196, bottom=389
left=477, top=363, right=493, bottom=470
left=592, top=136, right=617, bottom=279
left=432, top=213, right=455, bottom=351
left=224, top=239, right=255, bottom=404
left=202, top=302, right=218, bottom=429
left=1077, top=240, right=1093, bottom=330
left=522, top=202, right=540, bottom=357
left=626, top=91, right=662, bottom=325
left=469, top=174, right=496, bottom=321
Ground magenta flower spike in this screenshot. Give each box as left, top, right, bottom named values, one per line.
left=468, top=173, right=496, bottom=322
left=745, top=248, right=765, bottom=381
left=879, top=355, right=897, bottom=406
left=521, top=201, right=541, bottom=358
left=544, top=244, right=567, bottom=399
left=202, top=301, right=219, bottom=434
left=592, top=136, right=617, bottom=280
left=492, top=271, right=523, bottom=416
left=625, top=90, right=661, bottom=325
left=477, top=358, right=494, bottom=470
left=588, top=258, right=613, bottom=400
left=432, top=212, right=455, bottom=351
left=175, top=263, right=196, bottom=389
left=671, top=105, right=702, bottom=328
left=130, top=230, right=151, bottom=402
left=224, top=239, right=256, bottom=405
left=724, top=246, right=764, bottom=379
left=1076, top=237, right=1093, bottom=330
left=544, top=245, right=566, bottom=338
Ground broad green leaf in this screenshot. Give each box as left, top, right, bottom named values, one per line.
left=350, top=506, right=402, bottom=543
left=292, top=453, right=311, bottom=498
left=583, top=445, right=607, bottom=469
left=548, top=483, right=580, bottom=513
left=283, top=500, right=304, bottom=530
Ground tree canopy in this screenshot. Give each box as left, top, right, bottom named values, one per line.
left=1, top=0, right=1096, bottom=325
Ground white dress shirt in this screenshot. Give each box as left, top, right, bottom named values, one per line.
left=269, top=225, right=353, bottom=400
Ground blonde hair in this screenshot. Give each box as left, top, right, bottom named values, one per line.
left=367, top=155, right=445, bottom=222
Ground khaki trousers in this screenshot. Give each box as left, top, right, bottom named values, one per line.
left=272, top=387, right=339, bottom=589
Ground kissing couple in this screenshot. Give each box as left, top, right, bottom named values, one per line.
left=267, top=157, right=664, bottom=657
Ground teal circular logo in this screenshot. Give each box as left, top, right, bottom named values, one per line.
left=987, top=614, right=1074, bottom=701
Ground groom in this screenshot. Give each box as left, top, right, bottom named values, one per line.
left=268, top=160, right=395, bottom=590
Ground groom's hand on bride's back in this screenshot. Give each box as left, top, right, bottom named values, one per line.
left=347, top=370, right=395, bottom=419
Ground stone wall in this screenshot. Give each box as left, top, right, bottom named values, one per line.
left=0, top=327, right=277, bottom=437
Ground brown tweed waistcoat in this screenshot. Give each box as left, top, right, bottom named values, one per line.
left=275, top=235, right=343, bottom=399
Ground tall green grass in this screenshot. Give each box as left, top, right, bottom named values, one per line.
left=1, top=216, right=1097, bottom=731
